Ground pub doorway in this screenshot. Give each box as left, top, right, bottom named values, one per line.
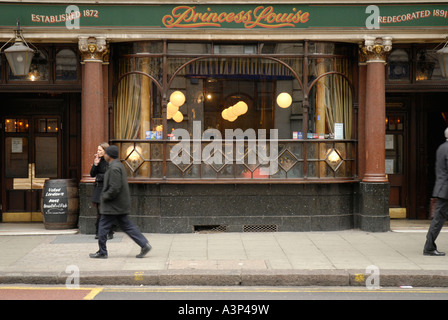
left=387, top=92, right=448, bottom=220
left=0, top=93, right=80, bottom=223
left=415, top=93, right=448, bottom=220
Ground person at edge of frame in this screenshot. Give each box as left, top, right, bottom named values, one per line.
left=424, top=127, right=448, bottom=256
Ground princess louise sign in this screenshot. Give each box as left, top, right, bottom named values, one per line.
left=162, top=6, right=310, bottom=28
left=0, top=4, right=447, bottom=29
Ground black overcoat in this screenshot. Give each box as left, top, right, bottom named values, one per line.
left=433, top=141, right=448, bottom=200
left=100, top=159, right=131, bottom=215
left=90, top=157, right=109, bottom=203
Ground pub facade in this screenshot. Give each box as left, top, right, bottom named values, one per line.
left=0, top=1, right=447, bottom=233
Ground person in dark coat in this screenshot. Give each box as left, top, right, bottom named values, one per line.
left=90, top=142, right=113, bottom=239
left=89, top=145, right=152, bottom=259
left=424, top=128, right=448, bottom=256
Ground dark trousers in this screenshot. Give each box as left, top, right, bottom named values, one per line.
left=94, top=203, right=114, bottom=237
left=98, top=214, right=148, bottom=255
left=425, top=198, right=448, bottom=251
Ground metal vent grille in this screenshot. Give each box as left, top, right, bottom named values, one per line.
left=194, top=225, right=228, bottom=233
left=243, top=224, right=278, bottom=232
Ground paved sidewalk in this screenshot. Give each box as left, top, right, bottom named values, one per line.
left=0, top=221, right=448, bottom=287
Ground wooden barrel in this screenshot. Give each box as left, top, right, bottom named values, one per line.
left=41, top=179, right=79, bottom=230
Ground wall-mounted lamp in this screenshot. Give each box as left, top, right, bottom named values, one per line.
left=0, top=19, right=36, bottom=76
left=125, top=145, right=143, bottom=172
left=325, top=148, right=343, bottom=172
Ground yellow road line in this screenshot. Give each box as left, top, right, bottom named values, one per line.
left=102, top=287, right=448, bottom=294
left=83, top=288, right=103, bottom=300
left=2, top=286, right=448, bottom=297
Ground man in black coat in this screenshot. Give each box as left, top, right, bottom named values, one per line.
left=424, top=128, right=448, bottom=256
left=90, top=145, right=152, bottom=259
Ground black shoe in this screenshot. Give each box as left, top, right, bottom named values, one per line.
left=89, top=251, right=108, bottom=259
left=423, top=249, right=446, bottom=256
left=136, top=243, right=152, bottom=258
left=107, top=232, right=114, bottom=240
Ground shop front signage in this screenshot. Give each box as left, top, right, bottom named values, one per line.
left=0, top=3, right=447, bottom=30
left=161, top=6, right=310, bottom=29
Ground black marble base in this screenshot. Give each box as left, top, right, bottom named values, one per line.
left=355, top=182, right=391, bottom=232
left=78, top=182, right=389, bottom=234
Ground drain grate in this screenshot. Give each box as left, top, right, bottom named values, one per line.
left=194, top=225, right=228, bottom=233
left=243, top=224, right=278, bottom=232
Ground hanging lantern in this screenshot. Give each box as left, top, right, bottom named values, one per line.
left=0, top=19, right=35, bottom=76
left=170, top=91, right=186, bottom=107
left=173, top=111, right=184, bottom=123
left=276, top=92, right=292, bottom=109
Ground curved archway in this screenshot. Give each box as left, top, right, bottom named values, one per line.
left=307, top=71, right=354, bottom=96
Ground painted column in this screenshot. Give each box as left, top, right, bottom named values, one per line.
left=78, top=36, right=109, bottom=182
left=357, top=37, right=392, bottom=232
left=361, top=37, right=392, bottom=183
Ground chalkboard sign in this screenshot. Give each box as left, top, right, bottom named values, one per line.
left=42, top=180, right=69, bottom=223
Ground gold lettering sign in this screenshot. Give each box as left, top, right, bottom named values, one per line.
left=162, top=6, right=310, bottom=29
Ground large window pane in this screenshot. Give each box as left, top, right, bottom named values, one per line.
left=113, top=41, right=357, bottom=180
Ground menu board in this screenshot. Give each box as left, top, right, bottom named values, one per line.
left=42, top=180, right=69, bottom=222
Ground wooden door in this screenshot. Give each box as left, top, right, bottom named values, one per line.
left=386, top=110, right=407, bottom=218
left=2, top=116, right=61, bottom=221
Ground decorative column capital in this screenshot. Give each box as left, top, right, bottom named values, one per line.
left=360, top=37, right=392, bottom=64
left=358, top=44, right=367, bottom=65
left=78, top=36, right=109, bottom=64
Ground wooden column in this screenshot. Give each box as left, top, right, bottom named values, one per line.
left=78, top=36, right=109, bottom=182
left=360, top=37, right=392, bottom=183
